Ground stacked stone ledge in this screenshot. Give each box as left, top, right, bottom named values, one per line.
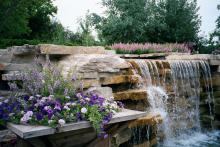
left=1, top=44, right=219, bottom=146
left=0, top=44, right=159, bottom=147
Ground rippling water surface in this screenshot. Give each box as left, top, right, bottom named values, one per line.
left=157, top=131, right=220, bottom=147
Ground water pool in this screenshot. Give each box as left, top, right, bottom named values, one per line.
left=157, top=131, right=220, bottom=147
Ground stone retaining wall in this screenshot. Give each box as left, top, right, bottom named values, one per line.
left=0, top=44, right=220, bottom=147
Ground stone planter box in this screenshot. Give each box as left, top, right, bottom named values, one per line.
left=7, top=109, right=147, bottom=139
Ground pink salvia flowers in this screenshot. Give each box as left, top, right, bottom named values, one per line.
left=110, top=43, right=190, bottom=53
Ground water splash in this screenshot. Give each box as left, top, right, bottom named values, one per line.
left=130, top=59, right=215, bottom=145
left=132, top=60, right=171, bottom=141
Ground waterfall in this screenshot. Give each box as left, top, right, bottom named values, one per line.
left=133, top=60, right=168, bottom=115
left=132, top=60, right=171, bottom=141
left=130, top=59, right=215, bottom=146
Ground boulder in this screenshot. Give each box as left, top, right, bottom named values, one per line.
left=59, top=54, right=130, bottom=75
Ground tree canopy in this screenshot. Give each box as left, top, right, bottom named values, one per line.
left=92, top=0, right=201, bottom=44
left=0, top=0, right=57, bottom=40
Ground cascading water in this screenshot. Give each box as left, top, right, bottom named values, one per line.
left=130, top=59, right=219, bottom=147
left=133, top=60, right=168, bottom=115
left=132, top=60, right=171, bottom=141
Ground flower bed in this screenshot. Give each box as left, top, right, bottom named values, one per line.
left=0, top=60, right=123, bottom=138
left=109, top=43, right=190, bottom=54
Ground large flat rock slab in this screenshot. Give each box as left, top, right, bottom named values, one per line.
left=113, top=89, right=148, bottom=101
left=100, top=75, right=140, bottom=85
left=7, top=109, right=147, bottom=139
left=38, top=44, right=108, bottom=55
left=166, top=54, right=220, bottom=60
left=59, top=54, right=131, bottom=75
left=0, top=63, right=36, bottom=71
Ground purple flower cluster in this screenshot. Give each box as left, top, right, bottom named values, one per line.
left=0, top=93, right=124, bottom=138
left=110, top=43, right=190, bottom=53
left=0, top=96, right=21, bottom=124
left=0, top=60, right=124, bottom=138
left=74, top=93, right=123, bottom=137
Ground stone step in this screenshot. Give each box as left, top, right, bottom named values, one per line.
left=100, top=75, right=141, bottom=85
left=113, top=89, right=147, bottom=101
left=128, top=113, right=163, bottom=128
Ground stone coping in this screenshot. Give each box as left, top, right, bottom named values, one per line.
left=7, top=109, right=147, bottom=139
left=118, top=53, right=220, bottom=60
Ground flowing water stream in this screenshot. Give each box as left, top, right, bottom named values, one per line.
left=131, top=59, right=220, bottom=147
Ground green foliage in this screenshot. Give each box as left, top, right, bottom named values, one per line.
left=27, top=0, right=57, bottom=40
left=0, top=39, right=41, bottom=48
left=0, top=0, right=57, bottom=39
left=78, top=12, right=97, bottom=46
left=87, top=105, right=105, bottom=133
left=92, top=0, right=201, bottom=44
left=210, top=4, right=220, bottom=47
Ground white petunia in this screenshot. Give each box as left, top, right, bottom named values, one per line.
left=48, top=120, right=53, bottom=124
left=81, top=107, right=87, bottom=114
left=64, top=105, right=70, bottom=111
left=65, top=96, right=70, bottom=99
left=29, top=96, right=34, bottom=100
left=58, top=119, right=66, bottom=126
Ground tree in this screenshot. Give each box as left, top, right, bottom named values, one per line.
left=0, top=0, right=30, bottom=38
left=27, top=0, right=57, bottom=40
left=99, top=0, right=149, bottom=44
left=93, top=0, right=201, bottom=44
left=211, top=4, right=220, bottom=44
left=162, top=0, right=201, bottom=43
left=77, top=12, right=96, bottom=46
left=0, top=0, right=57, bottom=40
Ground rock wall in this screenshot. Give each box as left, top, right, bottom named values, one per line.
left=0, top=44, right=220, bottom=147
